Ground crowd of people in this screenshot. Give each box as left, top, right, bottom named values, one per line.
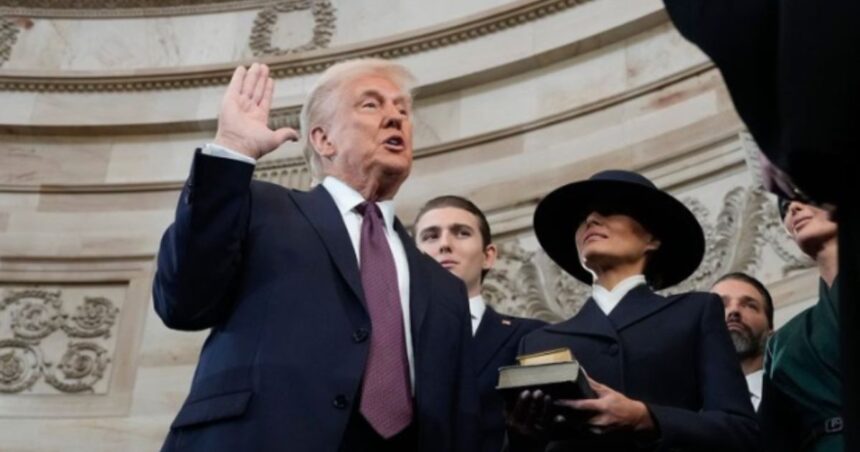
left=151, top=23, right=848, bottom=450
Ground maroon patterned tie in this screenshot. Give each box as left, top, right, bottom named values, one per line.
left=356, top=201, right=413, bottom=438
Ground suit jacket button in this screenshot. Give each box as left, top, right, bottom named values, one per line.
left=333, top=395, right=349, bottom=409
left=607, top=344, right=619, bottom=356
left=352, top=327, right=369, bottom=343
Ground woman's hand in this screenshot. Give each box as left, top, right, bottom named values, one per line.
left=557, top=377, right=655, bottom=435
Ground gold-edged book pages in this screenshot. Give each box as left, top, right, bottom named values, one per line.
left=516, top=347, right=573, bottom=366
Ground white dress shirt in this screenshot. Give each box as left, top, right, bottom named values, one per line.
left=469, top=295, right=487, bottom=336
left=746, top=368, right=763, bottom=411
left=591, top=274, right=648, bottom=315
left=201, top=142, right=257, bottom=165
left=201, top=143, right=415, bottom=387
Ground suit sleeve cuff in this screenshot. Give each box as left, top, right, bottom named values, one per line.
left=201, top=143, right=257, bottom=166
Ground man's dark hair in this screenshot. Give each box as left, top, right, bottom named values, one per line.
left=413, top=195, right=493, bottom=279
left=713, top=272, right=774, bottom=328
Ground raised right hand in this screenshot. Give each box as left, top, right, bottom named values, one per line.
left=214, top=63, right=299, bottom=159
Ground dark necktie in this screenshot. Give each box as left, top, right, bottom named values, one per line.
left=356, top=201, right=413, bottom=438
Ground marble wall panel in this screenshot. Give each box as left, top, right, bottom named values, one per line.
left=2, top=0, right=671, bottom=128
left=324, top=0, right=508, bottom=47
left=28, top=86, right=208, bottom=127
left=4, top=0, right=519, bottom=72
left=4, top=11, right=259, bottom=71
left=0, top=137, right=113, bottom=185
left=1, top=210, right=173, bottom=254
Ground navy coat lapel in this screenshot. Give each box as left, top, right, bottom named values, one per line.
left=608, top=285, right=681, bottom=331
left=395, top=220, right=430, bottom=346
left=290, top=186, right=365, bottom=306
left=473, top=307, right=518, bottom=373
left=545, top=298, right=619, bottom=343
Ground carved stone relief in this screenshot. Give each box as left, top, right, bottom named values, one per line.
left=484, top=184, right=813, bottom=321
left=254, top=155, right=311, bottom=189
left=0, top=17, right=21, bottom=68
left=249, top=0, right=336, bottom=57
left=0, top=287, right=120, bottom=394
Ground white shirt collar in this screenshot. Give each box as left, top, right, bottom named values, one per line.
left=746, top=368, right=763, bottom=411
left=592, top=274, right=647, bottom=315
left=322, top=176, right=396, bottom=232
left=469, top=295, right=486, bottom=336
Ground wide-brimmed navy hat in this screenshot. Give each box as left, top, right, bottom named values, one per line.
left=533, top=170, right=705, bottom=290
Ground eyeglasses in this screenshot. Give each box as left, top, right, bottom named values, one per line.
left=778, top=197, right=791, bottom=219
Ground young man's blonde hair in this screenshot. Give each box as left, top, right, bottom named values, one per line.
left=299, top=58, right=417, bottom=182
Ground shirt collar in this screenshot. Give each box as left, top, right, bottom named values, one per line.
left=322, top=176, right=396, bottom=232
left=746, top=368, right=763, bottom=397
left=469, top=295, right=487, bottom=324
left=592, top=274, right=647, bottom=314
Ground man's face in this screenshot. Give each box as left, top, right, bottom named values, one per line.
left=712, top=278, right=772, bottom=359
left=414, top=207, right=496, bottom=297
left=321, top=74, right=413, bottom=197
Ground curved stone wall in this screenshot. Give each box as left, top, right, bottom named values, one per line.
left=0, top=1, right=817, bottom=449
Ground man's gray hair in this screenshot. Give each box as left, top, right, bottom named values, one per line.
left=300, top=58, right=417, bottom=182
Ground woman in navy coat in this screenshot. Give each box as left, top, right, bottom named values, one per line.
left=506, top=170, right=759, bottom=451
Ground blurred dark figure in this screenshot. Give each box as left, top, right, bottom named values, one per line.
left=662, top=2, right=858, bottom=449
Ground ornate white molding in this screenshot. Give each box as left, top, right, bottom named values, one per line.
left=0, top=17, right=20, bottom=68
left=0, top=0, right=593, bottom=92
left=0, top=0, right=276, bottom=18
left=249, top=0, right=336, bottom=57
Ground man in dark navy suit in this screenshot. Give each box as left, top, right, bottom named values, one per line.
left=153, top=60, right=479, bottom=452
left=414, top=195, right=546, bottom=452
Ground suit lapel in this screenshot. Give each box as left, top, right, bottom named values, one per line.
left=473, top=307, right=519, bottom=373
left=291, top=186, right=365, bottom=306
left=395, top=220, right=430, bottom=347
left=608, top=285, right=681, bottom=331
left=545, top=298, right=619, bottom=342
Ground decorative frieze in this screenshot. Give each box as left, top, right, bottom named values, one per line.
left=249, top=0, right=336, bottom=57
left=0, top=288, right=119, bottom=394
left=254, top=155, right=311, bottom=189
left=0, top=17, right=20, bottom=68
left=0, top=258, right=152, bottom=417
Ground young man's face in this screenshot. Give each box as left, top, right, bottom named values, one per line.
left=414, top=207, right=496, bottom=298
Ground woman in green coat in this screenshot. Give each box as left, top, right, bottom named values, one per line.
left=761, top=198, right=842, bottom=452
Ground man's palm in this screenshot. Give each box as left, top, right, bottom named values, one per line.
left=215, top=63, right=298, bottom=159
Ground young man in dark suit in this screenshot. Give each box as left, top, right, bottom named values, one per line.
left=153, top=60, right=479, bottom=452
left=414, top=195, right=546, bottom=452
